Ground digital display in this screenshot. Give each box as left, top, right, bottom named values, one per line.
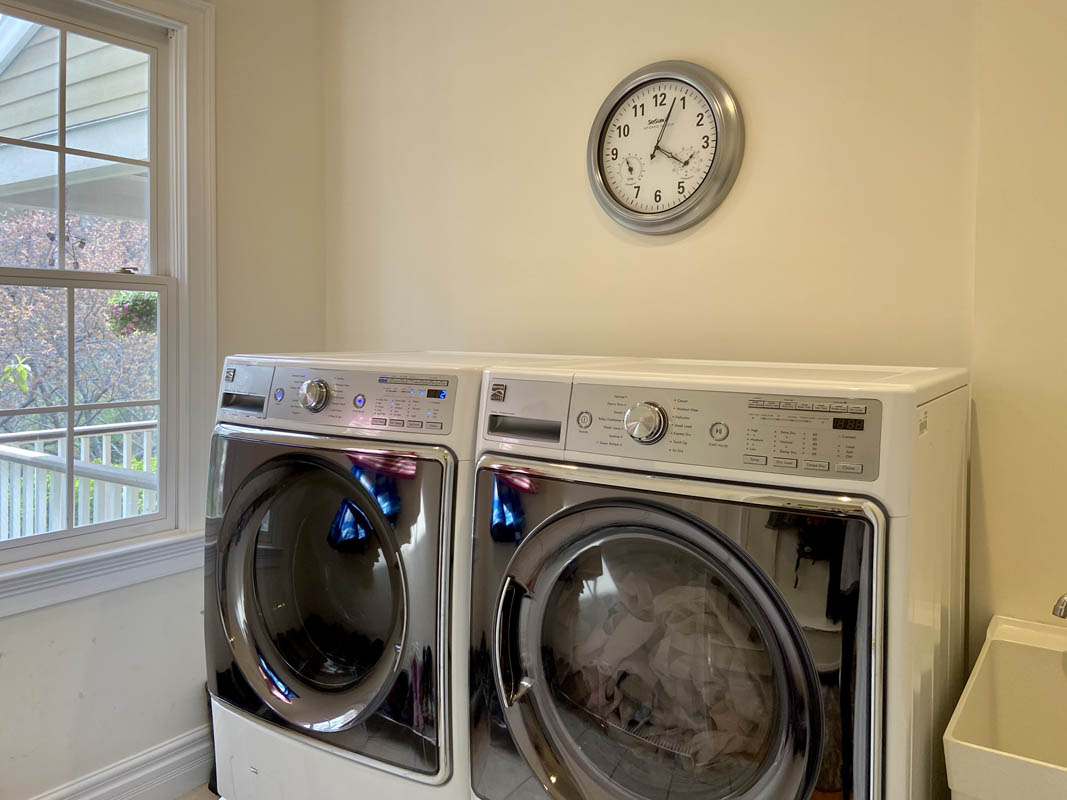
left=427, top=389, right=447, bottom=399
left=833, top=417, right=865, bottom=431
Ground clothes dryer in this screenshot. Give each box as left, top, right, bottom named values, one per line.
left=468, top=359, right=969, bottom=800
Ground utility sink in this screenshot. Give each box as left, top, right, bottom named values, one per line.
left=944, top=616, right=1067, bottom=800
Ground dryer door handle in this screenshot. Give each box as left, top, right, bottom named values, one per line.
left=492, top=575, right=529, bottom=707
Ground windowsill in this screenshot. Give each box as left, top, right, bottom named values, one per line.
left=0, top=526, right=204, bottom=619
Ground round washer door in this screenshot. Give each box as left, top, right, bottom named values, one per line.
left=217, top=450, right=408, bottom=733
left=493, top=500, right=823, bottom=800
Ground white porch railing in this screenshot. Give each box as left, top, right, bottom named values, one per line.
left=0, top=420, right=158, bottom=540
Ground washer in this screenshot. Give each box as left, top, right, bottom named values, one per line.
left=468, top=359, right=969, bottom=800
left=205, top=351, right=614, bottom=800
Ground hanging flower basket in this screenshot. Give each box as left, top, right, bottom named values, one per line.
left=106, top=291, right=157, bottom=336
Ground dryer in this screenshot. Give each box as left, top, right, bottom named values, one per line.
left=467, top=359, right=969, bottom=800
left=204, top=351, right=611, bottom=800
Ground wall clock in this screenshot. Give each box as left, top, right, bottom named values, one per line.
left=587, top=60, right=744, bottom=235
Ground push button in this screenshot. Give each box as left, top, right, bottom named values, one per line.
left=371, top=417, right=387, bottom=426
left=388, top=419, right=404, bottom=427
left=795, top=401, right=813, bottom=411
left=847, top=404, right=867, bottom=414
left=576, top=410, right=593, bottom=429
left=743, top=454, right=768, bottom=466
left=748, top=400, right=763, bottom=408
left=803, top=460, right=830, bottom=471
left=762, top=401, right=780, bottom=409
left=406, top=420, right=423, bottom=428
left=772, top=457, right=798, bottom=468
left=425, top=421, right=443, bottom=430
left=779, top=400, right=796, bottom=410
left=829, top=402, right=848, bottom=412
left=813, top=403, right=830, bottom=412
left=836, top=463, right=864, bottom=474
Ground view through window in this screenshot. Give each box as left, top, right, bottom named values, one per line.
left=0, top=8, right=166, bottom=544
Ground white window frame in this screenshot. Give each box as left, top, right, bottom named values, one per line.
left=0, top=0, right=215, bottom=616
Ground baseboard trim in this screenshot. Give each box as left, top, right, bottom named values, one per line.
left=31, top=724, right=214, bottom=800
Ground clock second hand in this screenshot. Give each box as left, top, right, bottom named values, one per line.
left=649, top=96, right=677, bottom=161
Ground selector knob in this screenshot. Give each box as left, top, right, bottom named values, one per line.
left=298, top=378, right=331, bottom=412
left=624, top=401, right=668, bottom=444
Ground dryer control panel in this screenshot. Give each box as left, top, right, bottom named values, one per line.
left=266, top=366, right=458, bottom=434
left=567, top=384, right=882, bottom=480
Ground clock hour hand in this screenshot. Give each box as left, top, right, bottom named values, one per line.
left=655, top=145, right=687, bottom=166
left=649, top=96, right=677, bottom=160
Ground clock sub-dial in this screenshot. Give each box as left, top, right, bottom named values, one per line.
left=618, top=154, right=645, bottom=185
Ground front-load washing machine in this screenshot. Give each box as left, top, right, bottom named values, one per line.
left=204, top=351, right=612, bottom=800
left=468, top=359, right=969, bottom=800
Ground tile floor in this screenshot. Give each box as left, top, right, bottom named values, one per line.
left=178, top=787, right=218, bottom=800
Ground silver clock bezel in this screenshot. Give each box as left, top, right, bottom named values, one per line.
left=587, top=60, right=744, bottom=235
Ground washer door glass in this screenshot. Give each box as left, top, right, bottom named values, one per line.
left=220, top=451, right=407, bottom=733
left=494, top=501, right=822, bottom=800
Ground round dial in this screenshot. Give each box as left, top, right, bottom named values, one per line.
left=298, top=379, right=331, bottom=413
left=623, top=402, right=668, bottom=444
left=601, top=79, right=716, bottom=213
left=587, top=61, right=744, bottom=235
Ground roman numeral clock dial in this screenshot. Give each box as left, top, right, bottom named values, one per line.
left=587, top=61, right=744, bottom=234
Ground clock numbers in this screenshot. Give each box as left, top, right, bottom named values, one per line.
left=589, top=61, right=742, bottom=232
left=600, top=78, right=717, bottom=214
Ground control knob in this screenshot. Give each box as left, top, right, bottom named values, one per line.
left=298, top=378, right=331, bottom=413
left=623, top=401, right=668, bottom=444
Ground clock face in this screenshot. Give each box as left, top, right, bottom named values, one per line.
left=600, top=79, right=717, bottom=214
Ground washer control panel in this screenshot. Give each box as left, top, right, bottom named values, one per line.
left=267, top=367, right=458, bottom=434
left=567, top=384, right=882, bottom=480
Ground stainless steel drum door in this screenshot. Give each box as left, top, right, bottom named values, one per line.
left=493, top=500, right=822, bottom=800
left=217, top=446, right=407, bottom=732
left=206, top=426, right=453, bottom=778
left=470, top=457, right=884, bottom=800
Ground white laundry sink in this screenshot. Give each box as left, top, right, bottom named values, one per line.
left=944, top=616, right=1067, bottom=800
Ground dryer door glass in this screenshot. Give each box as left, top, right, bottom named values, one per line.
left=494, top=500, right=824, bottom=800
left=218, top=446, right=410, bottom=733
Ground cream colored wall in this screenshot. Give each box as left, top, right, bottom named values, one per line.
left=0, top=571, right=205, bottom=799
left=216, top=0, right=326, bottom=363
left=969, top=0, right=1067, bottom=647
left=321, top=0, right=975, bottom=365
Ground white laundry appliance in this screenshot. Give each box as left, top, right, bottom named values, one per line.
left=204, top=351, right=613, bottom=800
left=467, top=359, right=969, bottom=800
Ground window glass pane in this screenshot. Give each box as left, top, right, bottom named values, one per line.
left=73, top=403, right=157, bottom=527
left=66, top=33, right=149, bottom=161
left=0, top=284, right=67, bottom=410
left=0, top=16, right=60, bottom=143
left=0, top=144, right=58, bottom=268
left=66, top=154, right=149, bottom=272
left=74, top=287, right=158, bottom=404
left=0, top=412, right=67, bottom=539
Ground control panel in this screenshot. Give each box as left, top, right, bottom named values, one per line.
left=567, top=384, right=882, bottom=480
left=266, top=367, right=458, bottom=434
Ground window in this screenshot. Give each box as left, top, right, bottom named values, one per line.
left=0, top=3, right=175, bottom=555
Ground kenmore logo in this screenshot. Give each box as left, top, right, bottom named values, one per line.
left=490, top=383, right=507, bottom=402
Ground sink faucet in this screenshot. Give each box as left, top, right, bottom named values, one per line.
left=1055, top=594, right=1067, bottom=619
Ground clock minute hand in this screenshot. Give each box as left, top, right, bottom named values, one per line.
left=649, top=96, right=677, bottom=160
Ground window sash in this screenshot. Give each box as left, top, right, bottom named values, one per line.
left=0, top=1, right=176, bottom=560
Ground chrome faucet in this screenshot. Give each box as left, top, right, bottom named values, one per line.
left=1054, top=594, right=1067, bottom=619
